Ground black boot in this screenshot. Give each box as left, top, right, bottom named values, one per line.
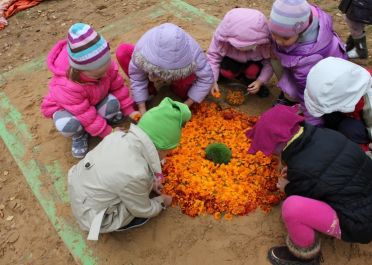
left=274, top=92, right=296, bottom=106
left=345, top=35, right=354, bottom=52
left=348, top=35, right=368, bottom=59
left=257, top=85, right=270, bottom=98
left=268, top=236, right=322, bottom=265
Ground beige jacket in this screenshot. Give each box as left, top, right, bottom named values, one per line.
left=68, top=124, right=164, bottom=240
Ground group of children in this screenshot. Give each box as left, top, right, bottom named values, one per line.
left=39, top=0, right=372, bottom=264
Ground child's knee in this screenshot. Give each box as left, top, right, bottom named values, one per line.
left=53, top=110, right=83, bottom=137
left=220, top=69, right=238, bottom=80
left=96, top=94, right=121, bottom=119
left=244, top=63, right=261, bottom=79
left=282, top=195, right=304, bottom=222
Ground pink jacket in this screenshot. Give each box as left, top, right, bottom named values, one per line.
left=41, top=40, right=135, bottom=138
left=207, top=8, right=273, bottom=83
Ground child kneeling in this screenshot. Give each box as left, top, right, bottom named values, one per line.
left=41, top=23, right=139, bottom=158
left=247, top=105, right=372, bottom=265
left=207, top=8, right=273, bottom=98
left=68, top=98, right=191, bottom=240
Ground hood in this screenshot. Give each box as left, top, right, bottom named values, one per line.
left=215, top=8, right=270, bottom=48
left=47, top=39, right=70, bottom=76
left=134, top=23, right=194, bottom=70
left=276, top=6, right=335, bottom=55
left=305, top=57, right=372, bottom=117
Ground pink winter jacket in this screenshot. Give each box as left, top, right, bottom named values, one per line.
left=207, top=8, right=273, bottom=83
left=41, top=40, right=135, bottom=138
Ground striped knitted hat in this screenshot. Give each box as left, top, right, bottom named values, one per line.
left=67, top=23, right=110, bottom=70
left=269, top=0, right=311, bottom=37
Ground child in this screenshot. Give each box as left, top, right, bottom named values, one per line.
left=269, top=0, right=347, bottom=125
left=115, top=23, right=214, bottom=114
left=246, top=105, right=372, bottom=265
left=68, top=97, right=191, bottom=240
left=339, top=0, right=371, bottom=59
left=305, top=57, right=372, bottom=153
left=41, top=23, right=139, bottom=158
left=207, top=8, right=273, bottom=98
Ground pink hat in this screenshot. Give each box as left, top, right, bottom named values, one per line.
left=246, top=105, right=304, bottom=156
left=269, top=0, right=311, bottom=37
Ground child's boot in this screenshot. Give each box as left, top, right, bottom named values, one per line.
left=72, top=132, right=89, bottom=159
left=275, top=92, right=296, bottom=106
left=268, top=236, right=322, bottom=265
left=348, top=35, right=368, bottom=59
left=345, top=35, right=354, bottom=52
left=257, top=85, right=270, bottom=98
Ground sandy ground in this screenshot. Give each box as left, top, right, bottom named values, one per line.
left=0, top=0, right=371, bottom=265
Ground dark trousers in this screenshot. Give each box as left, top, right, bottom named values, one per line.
left=324, top=112, right=370, bottom=144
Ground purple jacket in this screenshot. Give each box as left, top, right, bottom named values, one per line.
left=274, top=5, right=347, bottom=125
left=129, top=23, right=214, bottom=103
left=207, top=8, right=273, bottom=83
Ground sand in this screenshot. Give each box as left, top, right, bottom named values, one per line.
left=0, top=0, right=371, bottom=264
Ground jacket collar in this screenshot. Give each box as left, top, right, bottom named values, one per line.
left=128, top=124, right=162, bottom=175
left=282, top=123, right=316, bottom=162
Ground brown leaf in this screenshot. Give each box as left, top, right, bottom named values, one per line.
left=7, top=231, right=19, bottom=243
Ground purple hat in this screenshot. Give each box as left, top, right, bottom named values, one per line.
left=67, top=23, right=111, bottom=71
left=246, top=105, right=304, bottom=156
left=269, top=0, right=311, bottom=37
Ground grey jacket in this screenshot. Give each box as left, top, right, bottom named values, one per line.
left=68, top=124, right=164, bottom=240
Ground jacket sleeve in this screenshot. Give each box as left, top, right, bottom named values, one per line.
left=285, top=169, right=323, bottom=199
left=257, top=58, right=274, bottom=84
left=188, top=46, right=215, bottom=103
left=206, top=36, right=223, bottom=81
left=108, top=62, right=135, bottom=116
left=291, top=54, right=323, bottom=91
left=128, top=59, right=150, bottom=103
left=119, top=177, right=165, bottom=218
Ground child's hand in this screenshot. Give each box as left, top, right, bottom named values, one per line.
left=211, top=83, right=221, bottom=99
left=247, top=80, right=262, bottom=94
left=277, top=177, right=289, bottom=192
left=153, top=178, right=164, bottom=194
left=138, top=102, right=147, bottom=115
left=184, top=98, right=194, bottom=107
left=161, top=194, right=173, bottom=207
left=211, top=82, right=220, bottom=94
left=129, top=111, right=142, bottom=122
left=280, top=166, right=288, bottom=178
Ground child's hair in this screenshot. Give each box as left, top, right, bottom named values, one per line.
left=67, top=67, right=81, bottom=83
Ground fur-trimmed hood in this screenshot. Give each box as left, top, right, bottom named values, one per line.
left=128, top=23, right=214, bottom=103
left=133, top=23, right=197, bottom=81
left=133, top=51, right=196, bottom=81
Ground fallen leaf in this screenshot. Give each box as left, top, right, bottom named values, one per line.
left=6, top=216, right=14, bottom=221
left=7, top=231, right=19, bottom=243
left=3, top=171, right=8, bottom=176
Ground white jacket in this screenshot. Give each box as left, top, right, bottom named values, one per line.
left=68, top=124, right=164, bottom=240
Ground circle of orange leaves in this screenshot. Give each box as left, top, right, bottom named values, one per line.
left=162, top=102, right=283, bottom=220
